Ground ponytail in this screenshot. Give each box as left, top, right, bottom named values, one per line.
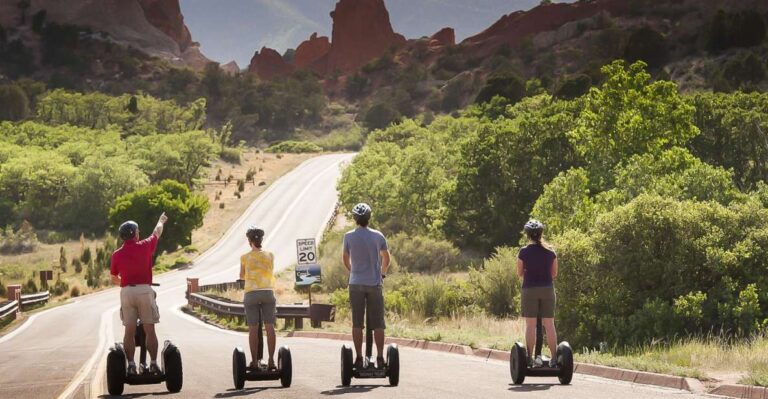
left=246, top=227, right=265, bottom=248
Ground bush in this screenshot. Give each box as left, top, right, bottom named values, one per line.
left=219, top=147, right=241, bottom=164
left=469, top=247, right=521, bottom=317
left=714, top=53, right=767, bottom=91
left=0, top=281, right=6, bottom=297
left=80, top=247, right=92, bottom=264
left=70, top=285, right=81, bottom=297
left=52, top=278, right=69, bottom=296
left=266, top=140, right=322, bottom=154
left=389, top=233, right=462, bottom=273
left=237, top=179, right=245, bottom=192
left=314, top=127, right=364, bottom=152
left=364, top=102, right=402, bottom=131
left=72, top=258, right=83, bottom=273
left=0, top=84, right=30, bottom=121
left=555, top=74, right=592, bottom=100
left=623, top=26, right=668, bottom=69
left=475, top=73, right=525, bottom=105
left=0, top=221, right=39, bottom=254
left=24, top=278, right=38, bottom=293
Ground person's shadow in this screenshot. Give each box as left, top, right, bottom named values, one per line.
left=508, top=383, right=556, bottom=392
left=99, top=392, right=173, bottom=398
left=320, top=385, right=388, bottom=395
left=214, top=387, right=280, bottom=397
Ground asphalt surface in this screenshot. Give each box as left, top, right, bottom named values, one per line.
left=0, top=153, right=713, bottom=399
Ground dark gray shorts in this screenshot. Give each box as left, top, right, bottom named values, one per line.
left=349, top=284, right=385, bottom=330
left=244, top=290, right=277, bottom=326
left=521, top=286, right=556, bottom=318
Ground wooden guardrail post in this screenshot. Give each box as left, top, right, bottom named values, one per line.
left=7, top=285, right=21, bottom=315
left=186, top=278, right=199, bottom=307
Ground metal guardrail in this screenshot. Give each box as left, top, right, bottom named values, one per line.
left=198, top=281, right=244, bottom=294
left=20, top=291, right=50, bottom=309
left=188, top=291, right=335, bottom=328
left=0, top=300, right=18, bottom=320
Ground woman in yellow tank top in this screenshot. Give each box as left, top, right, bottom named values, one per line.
left=239, top=226, right=278, bottom=369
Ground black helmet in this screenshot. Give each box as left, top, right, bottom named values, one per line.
left=246, top=225, right=265, bottom=243
left=119, top=221, right=139, bottom=240
left=351, top=203, right=372, bottom=223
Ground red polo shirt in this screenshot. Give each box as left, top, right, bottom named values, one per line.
left=110, top=234, right=159, bottom=287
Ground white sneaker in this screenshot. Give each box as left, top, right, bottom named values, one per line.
left=533, top=356, right=543, bottom=368
left=549, top=358, right=558, bottom=368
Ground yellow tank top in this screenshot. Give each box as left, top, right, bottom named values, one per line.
left=241, top=249, right=275, bottom=291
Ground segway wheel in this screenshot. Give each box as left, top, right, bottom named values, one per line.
left=163, top=343, right=183, bottom=393
left=106, top=345, right=126, bottom=396
left=387, top=344, right=400, bottom=387
left=557, top=341, right=574, bottom=385
left=232, top=347, right=247, bottom=390
left=278, top=346, right=293, bottom=388
left=340, top=345, right=353, bottom=387
left=510, top=342, right=527, bottom=385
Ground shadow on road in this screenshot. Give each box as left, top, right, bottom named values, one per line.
left=508, top=383, right=556, bottom=392
left=99, top=392, right=174, bottom=398
left=321, top=385, right=388, bottom=395
left=214, top=387, right=283, bottom=397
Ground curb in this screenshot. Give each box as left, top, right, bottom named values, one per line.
left=287, top=330, right=758, bottom=397
left=710, top=384, right=768, bottom=399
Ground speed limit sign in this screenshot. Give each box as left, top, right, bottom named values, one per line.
left=296, top=238, right=317, bottom=265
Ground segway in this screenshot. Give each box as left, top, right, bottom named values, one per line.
left=340, top=314, right=399, bottom=386
left=509, top=306, right=573, bottom=385
left=106, top=284, right=183, bottom=396
left=232, top=309, right=292, bottom=389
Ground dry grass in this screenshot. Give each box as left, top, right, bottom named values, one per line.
left=192, top=151, right=314, bottom=253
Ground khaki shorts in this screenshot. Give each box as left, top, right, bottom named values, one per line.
left=521, top=286, right=556, bottom=318
left=244, top=290, right=277, bottom=326
left=120, top=285, right=159, bottom=326
left=349, top=284, right=385, bottom=330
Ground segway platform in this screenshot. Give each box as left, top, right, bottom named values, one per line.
left=106, top=340, right=183, bottom=395
left=231, top=317, right=292, bottom=389
left=340, top=320, right=400, bottom=386
left=509, top=313, right=573, bottom=385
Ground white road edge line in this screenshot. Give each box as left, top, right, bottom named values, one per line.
left=0, top=303, right=72, bottom=345
left=57, top=305, right=117, bottom=399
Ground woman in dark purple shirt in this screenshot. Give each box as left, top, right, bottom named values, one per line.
left=517, top=219, right=559, bottom=367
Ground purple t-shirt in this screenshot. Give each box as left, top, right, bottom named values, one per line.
left=518, top=244, right=556, bottom=288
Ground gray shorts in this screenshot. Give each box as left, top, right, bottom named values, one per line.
left=349, top=284, right=385, bottom=330
left=521, top=286, right=556, bottom=318
left=244, top=290, right=277, bottom=326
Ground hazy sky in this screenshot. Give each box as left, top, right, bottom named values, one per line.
left=180, top=0, right=571, bottom=67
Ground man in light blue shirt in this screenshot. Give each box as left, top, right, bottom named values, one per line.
left=343, top=203, right=390, bottom=369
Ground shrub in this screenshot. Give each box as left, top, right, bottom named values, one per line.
left=389, top=233, right=462, bottom=273
left=70, top=285, right=81, bottom=297
left=80, top=247, right=92, bottom=264
left=469, top=247, right=521, bottom=317
left=237, top=179, right=245, bottom=192
left=714, top=53, right=767, bottom=91
left=24, top=277, right=38, bottom=293
left=0, top=83, right=30, bottom=121
left=0, top=281, right=5, bottom=297
left=72, top=258, right=83, bottom=273
left=314, top=127, right=364, bottom=152
left=475, top=73, right=525, bottom=105
left=623, top=26, right=668, bottom=69
left=219, top=147, right=241, bottom=164
left=555, top=74, right=592, bottom=99
left=266, top=140, right=322, bottom=154
left=52, top=278, right=69, bottom=296
left=0, top=221, right=39, bottom=254
left=364, top=102, right=401, bottom=130
left=245, top=168, right=256, bottom=182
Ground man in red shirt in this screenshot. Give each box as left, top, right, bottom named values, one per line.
left=110, top=212, right=167, bottom=375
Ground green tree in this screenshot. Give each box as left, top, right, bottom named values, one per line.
left=555, top=74, right=592, bottom=100
left=364, top=102, right=401, bottom=130
left=568, top=60, right=698, bottom=189
left=444, top=96, right=581, bottom=251
left=109, top=180, right=209, bottom=253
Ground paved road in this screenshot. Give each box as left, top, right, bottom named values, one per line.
left=0, top=153, right=711, bottom=399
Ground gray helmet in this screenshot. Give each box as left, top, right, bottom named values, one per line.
left=351, top=203, right=372, bottom=223
left=119, top=221, right=139, bottom=240
left=524, top=219, right=545, bottom=233
left=246, top=225, right=264, bottom=243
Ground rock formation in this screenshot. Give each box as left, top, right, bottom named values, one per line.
left=248, top=47, right=294, bottom=80
left=137, top=0, right=192, bottom=51
left=221, top=61, right=241, bottom=76
left=430, top=27, right=455, bottom=47
left=462, top=0, right=628, bottom=57
left=294, top=32, right=331, bottom=73
left=325, top=0, right=406, bottom=74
